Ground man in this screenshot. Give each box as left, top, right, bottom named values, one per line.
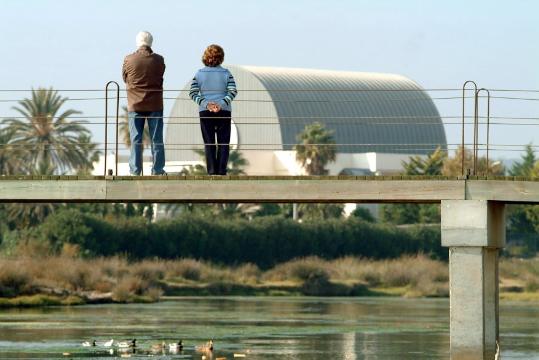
left=122, top=31, right=166, bottom=175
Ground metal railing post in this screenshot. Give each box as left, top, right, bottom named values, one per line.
left=476, top=88, right=491, bottom=175
left=462, top=81, right=478, bottom=176
left=473, top=90, right=479, bottom=174
left=105, top=81, right=120, bottom=176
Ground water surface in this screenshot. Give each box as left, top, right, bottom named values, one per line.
left=0, top=297, right=537, bottom=359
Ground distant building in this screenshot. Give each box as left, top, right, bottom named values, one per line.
left=164, top=65, right=446, bottom=175
left=90, top=66, right=446, bottom=219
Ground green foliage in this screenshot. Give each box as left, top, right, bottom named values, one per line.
left=0, top=88, right=99, bottom=228
left=418, top=204, right=441, bottom=223
left=254, top=203, right=283, bottom=217
left=504, top=145, right=539, bottom=256
left=298, top=204, right=344, bottom=221
left=509, top=144, right=536, bottom=176
left=381, top=203, right=440, bottom=225
left=294, top=122, right=336, bottom=175
left=382, top=148, right=442, bottom=225
left=36, top=209, right=93, bottom=254
left=351, top=206, right=376, bottom=222
left=19, top=210, right=445, bottom=268
left=2, top=88, right=96, bottom=174
left=442, top=146, right=505, bottom=176
left=0, top=127, right=21, bottom=175
left=75, top=134, right=101, bottom=175
left=226, top=150, right=249, bottom=175
left=381, top=204, right=414, bottom=224
left=402, top=146, right=446, bottom=175
left=190, top=149, right=249, bottom=175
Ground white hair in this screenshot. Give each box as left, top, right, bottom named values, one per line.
left=136, top=31, right=153, bottom=48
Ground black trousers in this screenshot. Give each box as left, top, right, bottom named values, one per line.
left=199, top=110, right=231, bottom=175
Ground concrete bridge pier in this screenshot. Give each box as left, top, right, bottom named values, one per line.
left=441, top=200, right=505, bottom=360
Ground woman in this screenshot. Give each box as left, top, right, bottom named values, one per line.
left=189, top=44, right=238, bottom=175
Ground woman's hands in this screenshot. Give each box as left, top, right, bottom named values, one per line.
left=207, top=102, right=221, bottom=113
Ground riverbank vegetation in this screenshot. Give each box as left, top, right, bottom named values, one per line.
left=0, top=210, right=445, bottom=266
left=1, top=90, right=539, bottom=308
left=1, top=254, right=538, bottom=307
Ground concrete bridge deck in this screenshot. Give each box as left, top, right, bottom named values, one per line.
left=1, top=175, right=539, bottom=203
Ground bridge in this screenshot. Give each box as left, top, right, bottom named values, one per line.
left=2, top=79, right=538, bottom=359
left=1, top=175, right=539, bottom=359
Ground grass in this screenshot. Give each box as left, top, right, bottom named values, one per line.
left=0, top=254, right=538, bottom=307
left=0, top=294, right=86, bottom=307
left=263, top=255, right=449, bottom=297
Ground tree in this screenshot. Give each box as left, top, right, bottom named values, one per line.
left=298, top=203, right=344, bottom=221
left=295, top=122, right=336, bottom=175
left=2, top=88, right=95, bottom=174
left=226, top=150, right=249, bottom=175
left=351, top=206, right=376, bottom=222
left=1, top=89, right=99, bottom=229
left=381, top=148, right=446, bottom=225
left=254, top=204, right=283, bottom=217
left=192, top=148, right=249, bottom=175
left=442, top=146, right=504, bottom=176
left=509, top=144, right=536, bottom=177
left=381, top=203, right=422, bottom=225
left=402, top=146, right=446, bottom=175
left=293, top=122, right=338, bottom=220
left=0, top=127, right=22, bottom=175
left=76, top=134, right=101, bottom=175
left=505, top=144, right=539, bottom=257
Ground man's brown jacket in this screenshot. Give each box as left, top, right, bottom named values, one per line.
left=122, top=46, right=165, bottom=112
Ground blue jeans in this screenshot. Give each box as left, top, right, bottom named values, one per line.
left=128, top=111, right=165, bottom=175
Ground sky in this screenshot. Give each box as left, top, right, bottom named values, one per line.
left=0, top=0, right=538, bottom=161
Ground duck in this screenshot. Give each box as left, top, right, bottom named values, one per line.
left=196, top=339, right=214, bottom=353
left=168, top=340, right=183, bottom=352
left=150, top=341, right=166, bottom=353
left=81, top=340, right=96, bottom=347
left=100, top=339, right=114, bottom=347
left=117, top=339, right=137, bottom=349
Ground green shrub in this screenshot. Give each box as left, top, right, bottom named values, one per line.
left=20, top=211, right=444, bottom=268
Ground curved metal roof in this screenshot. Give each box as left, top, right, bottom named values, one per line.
left=244, top=66, right=445, bottom=154
left=166, top=65, right=445, bottom=161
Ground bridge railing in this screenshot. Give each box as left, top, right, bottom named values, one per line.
left=0, top=83, right=538, bottom=177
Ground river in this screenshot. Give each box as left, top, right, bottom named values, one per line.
left=0, top=297, right=537, bottom=359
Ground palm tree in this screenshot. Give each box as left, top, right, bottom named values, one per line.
left=193, top=149, right=249, bottom=175
left=76, top=134, right=102, bottom=175
left=0, top=127, right=23, bottom=175
left=2, top=88, right=94, bottom=174
left=294, top=122, right=336, bottom=175
left=227, top=150, right=249, bottom=175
